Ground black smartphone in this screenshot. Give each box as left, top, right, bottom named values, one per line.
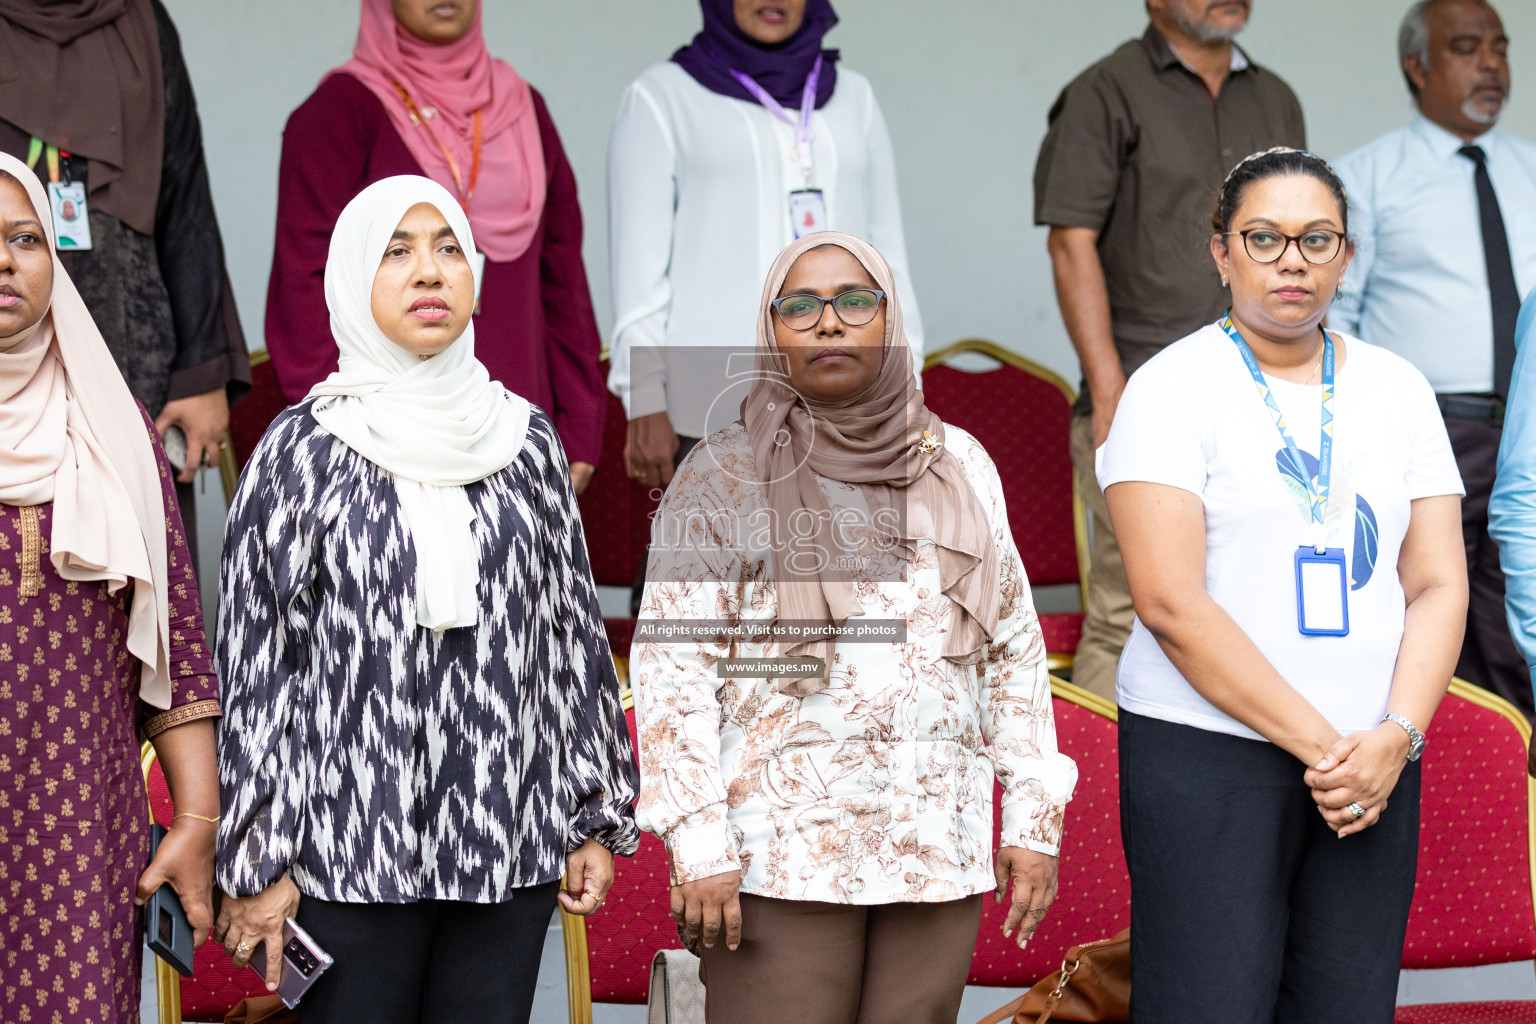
left=249, top=917, right=334, bottom=1009
left=144, top=824, right=196, bottom=977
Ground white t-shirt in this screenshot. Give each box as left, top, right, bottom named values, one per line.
left=1096, top=323, right=1464, bottom=740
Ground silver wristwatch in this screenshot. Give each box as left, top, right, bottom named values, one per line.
left=1382, top=712, right=1425, bottom=762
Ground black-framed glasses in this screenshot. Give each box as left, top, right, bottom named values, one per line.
left=1225, top=228, right=1345, bottom=265
left=771, top=289, right=886, bottom=331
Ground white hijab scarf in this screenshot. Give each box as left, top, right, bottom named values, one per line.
left=0, top=152, right=173, bottom=706
left=308, top=175, right=531, bottom=631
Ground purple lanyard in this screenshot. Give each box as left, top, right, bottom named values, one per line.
left=731, top=55, right=822, bottom=185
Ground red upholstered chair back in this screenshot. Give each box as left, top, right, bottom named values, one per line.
left=563, top=706, right=676, bottom=1018
left=142, top=750, right=270, bottom=1022
left=969, top=680, right=1128, bottom=987
left=921, top=341, right=1080, bottom=589
left=227, top=350, right=288, bottom=473
left=576, top=362, right=662, bottom=589
left=1401, top=680, right=1536, bottom=970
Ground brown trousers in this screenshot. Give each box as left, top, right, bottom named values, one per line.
left=698, top=894, right=984, bottom=1024
left=1068, top=414, right=1131, bottom=702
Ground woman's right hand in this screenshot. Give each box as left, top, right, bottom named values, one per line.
left=625, top=411, right=680, bottom=490
left=669, top=869, right=742, bottom=951
left=213, top=874, right=302, bottom=992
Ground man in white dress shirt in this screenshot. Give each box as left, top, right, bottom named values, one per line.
left=1334, top=0, right=1536, bottom=714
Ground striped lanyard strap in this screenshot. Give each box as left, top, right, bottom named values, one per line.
left=1220, top=314, right=1335, bottom=553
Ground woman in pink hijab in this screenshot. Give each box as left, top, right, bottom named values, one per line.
left=265, top=0, right=606, bottom=493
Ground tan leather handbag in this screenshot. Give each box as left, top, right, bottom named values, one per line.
left=223, top=995, right=298, bottom=1024
left=976, top=929, right=1130, bottom=1024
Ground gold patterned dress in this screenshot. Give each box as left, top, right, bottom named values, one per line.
left=0, top=426, right=219, bottom=1024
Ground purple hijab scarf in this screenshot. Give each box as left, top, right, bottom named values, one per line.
left=672, top=0, right=840, bottom=109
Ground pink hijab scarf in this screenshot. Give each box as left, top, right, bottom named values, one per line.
left=336, top=0, right=546, bottom=263
left=0, top=152, right=175, bottom=708
left=741, top=232, right=1001, bottom=697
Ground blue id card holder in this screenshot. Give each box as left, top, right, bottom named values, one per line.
left=1295, top=547, right=1349, bottom=636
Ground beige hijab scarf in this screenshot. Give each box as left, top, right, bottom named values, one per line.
left=0, top=152, right=174, bottom=708
left=741, top=231, right=1000, bottom=697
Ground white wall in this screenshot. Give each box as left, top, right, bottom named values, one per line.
left=164, top=0, right=1536, bottom=390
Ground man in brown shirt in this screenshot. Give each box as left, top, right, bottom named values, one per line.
left=1034, top=0, right=1306, bottom=701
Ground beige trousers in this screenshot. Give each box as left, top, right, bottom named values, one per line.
left=1068, top=413, right=1133, bottom=702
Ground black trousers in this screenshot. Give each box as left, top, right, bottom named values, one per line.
left=1443, top=415, right=1532, bottom=715
left=1119, top=711, right=1421, bottom=1024
left=294, top=882, right=558, bottom=1024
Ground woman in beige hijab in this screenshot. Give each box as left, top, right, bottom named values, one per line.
left=631, top=231, right=1077, bottom=1023
left=0, top=152, right=221, bottom=1024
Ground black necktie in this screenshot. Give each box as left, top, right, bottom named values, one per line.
left=1458, top=144, right=1520, bottom=402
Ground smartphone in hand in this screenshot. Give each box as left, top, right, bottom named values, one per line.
left=249, top=917, right=334, bottom=1009
left=144, top=824, right=196, bottom=977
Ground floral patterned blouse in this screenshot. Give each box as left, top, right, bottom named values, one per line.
left=632, top=422, right=1078, bottom=905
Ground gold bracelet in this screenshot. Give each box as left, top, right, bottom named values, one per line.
left=173, top=811, right=221, bottom=824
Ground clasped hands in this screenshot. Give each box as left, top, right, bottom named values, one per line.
left=1304, top=723, right=1413, bottom=838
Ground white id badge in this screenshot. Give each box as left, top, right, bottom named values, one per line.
left=46, top=181, right=92, bottom=251
left=470, top=250, right=486, bottom=315
left=789, top=189, right=827, bottom=239
left=1295, top=547, right=1349, bottom=637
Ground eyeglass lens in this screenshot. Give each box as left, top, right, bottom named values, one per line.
left=776, top=290, right=883, bottom=330
left=1242, top=229, right=1343, bottom=265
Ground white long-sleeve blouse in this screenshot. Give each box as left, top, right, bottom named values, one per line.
left=606, top=61, right=926, bottom=439
left=632, top=423, right=1077, bottom=905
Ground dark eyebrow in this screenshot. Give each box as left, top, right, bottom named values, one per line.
left=786, top=282, right=878, bottom=296
left=389, top=228, right=414, bottom=242
left=1239, top=216, right=1343, bottom=231
left=435, top=225, right=457, bottom=241
left=3, top=218, right=45, bottom=233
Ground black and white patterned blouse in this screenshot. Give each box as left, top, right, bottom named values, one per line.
left=215, top=401, right=639, bottom=902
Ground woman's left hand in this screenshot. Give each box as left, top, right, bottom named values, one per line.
left=135, top=817, right=217, bottom=947
left=995, top=847, right=1059, bottom=948
left=1304, top=724, right=1412, bottom=836
left=559, top=838, right=615, bottom=916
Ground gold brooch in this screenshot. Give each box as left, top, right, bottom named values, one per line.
left=918, top=429, right=942, bottom=455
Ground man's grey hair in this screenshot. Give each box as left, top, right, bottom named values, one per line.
left=1399, top=0, right=1439, bottom=95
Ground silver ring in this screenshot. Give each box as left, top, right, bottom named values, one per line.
left=235, top=940, right=251, bottom=955
left=1348, top=802, right=1366, bottom=818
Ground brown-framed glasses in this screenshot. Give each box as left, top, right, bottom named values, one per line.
left=1225, top=228, right=1345, bottom=265
left=771, top=289, right=886, bottom=331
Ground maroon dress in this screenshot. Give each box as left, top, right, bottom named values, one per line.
left=0, top=417, right=219, bottom=1024
left=264, top=72, right=607, bottom=465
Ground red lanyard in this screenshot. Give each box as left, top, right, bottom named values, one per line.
left=392, top=81, right=482, bottom=210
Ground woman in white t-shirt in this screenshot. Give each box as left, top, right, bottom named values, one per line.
left=1098, top=148, right=1467, bottom=1023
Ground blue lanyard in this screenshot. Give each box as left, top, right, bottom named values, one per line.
left=1220, top=315, right=1335, bottom=553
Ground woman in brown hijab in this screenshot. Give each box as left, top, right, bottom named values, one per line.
left=0, top=152, right=221, bottom=1024
left=631, top=232, right=1078, bottom=1023
left=0, top=0, right=248, bottom=540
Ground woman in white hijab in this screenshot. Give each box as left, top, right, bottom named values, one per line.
left=212, top=175, right=638, bottom=1024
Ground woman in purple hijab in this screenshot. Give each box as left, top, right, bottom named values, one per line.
left=607, top=1, right=927, bottom=596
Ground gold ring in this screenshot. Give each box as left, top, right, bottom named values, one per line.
left=235, top=940, right=251, bottom=955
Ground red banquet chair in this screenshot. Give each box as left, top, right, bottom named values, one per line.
left=575, top=360, right=663, bottom=678
left=921, top=340, right=1088, bottom=673
left=969, top=678, right=1129, bottom=993
left=140, top=744, right=269, bottom=1023
left=561, top=700, right=675, bottom=1024
left=1394, top=680, right=1536, bottom=1023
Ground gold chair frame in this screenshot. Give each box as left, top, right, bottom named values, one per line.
left=140, top=741, right=184, bottom=1024
left=921, top=339, right=1090, bottom=674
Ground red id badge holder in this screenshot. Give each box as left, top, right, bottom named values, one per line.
left=1295, top=546, right=1349, bottom=636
